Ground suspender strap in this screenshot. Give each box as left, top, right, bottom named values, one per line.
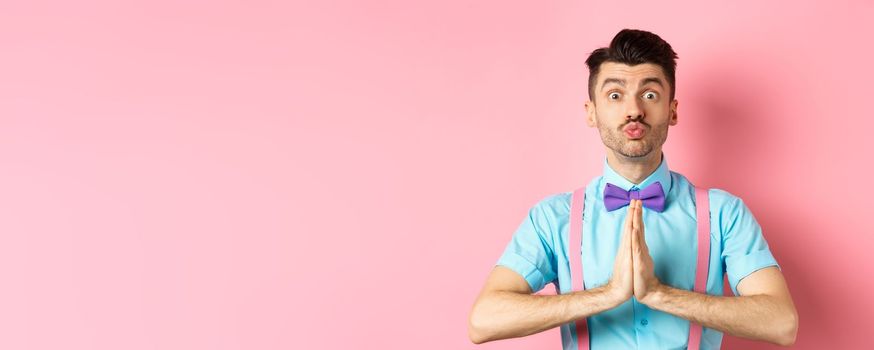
left=568, top=187, right=589, bottom=350
left=689, top=186, right=711, bottom=350
left=568, top=185, right=713, bottom=350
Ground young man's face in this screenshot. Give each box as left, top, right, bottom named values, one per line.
left=585, top=62, right=678, bottom=160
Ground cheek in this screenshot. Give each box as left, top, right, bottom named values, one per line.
left=596, top=105, right=624, bottom=122
left=643, top=104, right=672, bottom=122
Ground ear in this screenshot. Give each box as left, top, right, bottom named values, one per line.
left=584, top=100, right=597, bottom=127
left=669, top=99, right=678, bottom=126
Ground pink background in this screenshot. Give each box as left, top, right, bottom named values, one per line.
left=1, top=0, right=871, bottom=349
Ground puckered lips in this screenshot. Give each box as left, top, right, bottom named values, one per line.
left=623, top=122, right=646, bottom=139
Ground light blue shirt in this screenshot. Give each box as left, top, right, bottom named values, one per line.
left=495, top=153, right=780, bottom=349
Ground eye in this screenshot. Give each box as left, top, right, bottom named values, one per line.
left=608, top=92, right=621, bottom=100
left=643, top=91, right=658, bottom=100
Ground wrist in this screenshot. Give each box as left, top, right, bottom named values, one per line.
left=604, top=284, right=630, bottom=307
left=640, top=283, right=665, bottom=306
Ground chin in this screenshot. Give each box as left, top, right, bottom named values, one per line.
left=619, top=146, right=652, bottom=159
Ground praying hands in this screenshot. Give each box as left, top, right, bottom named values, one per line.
left=605, top=199, right=664, bottom=305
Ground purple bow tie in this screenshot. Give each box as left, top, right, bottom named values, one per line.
left=604, top=181, right=666, bottom=212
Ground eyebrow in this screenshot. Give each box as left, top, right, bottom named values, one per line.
left=640, top=77, right=665, bottom=88
left=600, top=78, right=625, bottom=90
left=600, top=77, right=665, bottom=90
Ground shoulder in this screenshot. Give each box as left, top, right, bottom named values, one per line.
left=525, top=186, right=589, bottom=225
left=701, top=188, right=763, bottom=239
left=512, top=192, right=572, bottom=242
left=671, top=171, right=744, bottom=210
left=531, top=192, right=572, bottom=217
left=698, top=186, right=749, bottom=221
left=707, top=188, right=744, bottom=210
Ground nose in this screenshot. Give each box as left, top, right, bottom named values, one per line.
left=625, top=96, right=644, bottom=122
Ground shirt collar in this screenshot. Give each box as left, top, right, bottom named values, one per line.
left=602, top=152, right=673, bottom=195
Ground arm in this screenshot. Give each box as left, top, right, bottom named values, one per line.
left=467, top=266, right=622, bottom=344
left=630, top=197, right=798, bottom=346
left=639, top=266, right=799, bottom=346
left=470, top=202, right=640, bottom=344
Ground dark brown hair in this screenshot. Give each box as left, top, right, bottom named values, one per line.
left=585, top=29, right=679, bottom=101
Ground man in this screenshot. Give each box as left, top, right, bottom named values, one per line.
left=467, top=29, right=798, bottom=349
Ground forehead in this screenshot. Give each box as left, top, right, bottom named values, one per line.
left=597, top=62, right=667, bottom=86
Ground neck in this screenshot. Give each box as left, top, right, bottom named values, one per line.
left=606, top=149, right=663, bottom=185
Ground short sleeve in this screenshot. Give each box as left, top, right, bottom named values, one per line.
left=494, top=199, right=558, bottom=293
left=716, top=190, right=781, bottom=296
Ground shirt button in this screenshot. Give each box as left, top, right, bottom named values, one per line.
left=641, top=319, right=648, bottom=326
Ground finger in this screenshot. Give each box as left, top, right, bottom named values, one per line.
left=637, top=200, right=648, bottom=245
left=639, top=200, right=645, bottom=231
left=622, top=201, right=634, bottom=244
left=639, top=223, right=650, bottom=256
left=629, top=202, right=636, bottom=241
left=618, top=202, right=635, bottom=259
left=633, top=200, right=642, bottom=232
left=624, top=200, right=635, bottom=231
left=638, top=202, right=646, bottom=249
